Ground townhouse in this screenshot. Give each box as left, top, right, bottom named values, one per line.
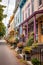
left=7, top=14, right=14, bottom=36
left=14, top=0, right=22, bottom=38
left=18, top=0, right=43, bottom=43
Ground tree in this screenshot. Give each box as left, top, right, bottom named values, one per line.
left=0, top=0, right=7, bottom=38
left=0, top=22, right=6, bottom=37
left=0, top=5, right=7, bottom=21
left=0, top=0, right=2, bottom=2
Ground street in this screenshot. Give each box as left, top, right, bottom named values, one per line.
left=0, top=41, right=21, bottom=65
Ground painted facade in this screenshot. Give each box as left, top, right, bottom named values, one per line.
left=19, top=0, right=43, bottom=43
left=21, top=0, right=43, bottom=22
left=7, top=15, right=14, bottom=35
left=14, top=7, right=21, bottom=28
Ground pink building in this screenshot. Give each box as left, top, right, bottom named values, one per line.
left=19, top=0, right=43, bottom=43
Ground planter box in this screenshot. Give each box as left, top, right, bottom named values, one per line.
left=18, top=47, right=23, bottom=54
left=25, top=54, right=31, bottom=61
left=25, top=51, right=30, bottom=54
left=23, top=51, right=31, bottom=61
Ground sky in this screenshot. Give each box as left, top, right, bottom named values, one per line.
left=1, top=0, right=15, bottom=26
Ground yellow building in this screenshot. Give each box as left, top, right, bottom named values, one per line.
left=8, top=14, right=14, bottom=35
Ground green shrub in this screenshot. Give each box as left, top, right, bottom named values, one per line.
left=31, top=58, right=40, bottom=65
left=15, top=38, right=19, bottom=43
left=27, top=36, right=34, bottom=46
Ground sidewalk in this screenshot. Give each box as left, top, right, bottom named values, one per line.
left=8, top=45, right=26, bottom=65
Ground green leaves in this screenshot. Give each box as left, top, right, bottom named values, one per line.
left=0, top=4, right=7, bottom=21
left=0, top=1, right=6, bottom=37
left=31, top=58, right=40, bottom=65
left=26, top=36, right=34, bottom=46
left=0, top=22, right=6, bottom=37
left=0, top=5, right=6, bottom=8
left=0, top=0, right=2, bottom=2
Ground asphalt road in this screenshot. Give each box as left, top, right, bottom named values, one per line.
left=0, top=42, right=21, bottom=65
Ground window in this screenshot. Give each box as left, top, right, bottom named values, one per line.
left=16, top=17, right=17, bottom=22
left=22, top=11, right=24, bottom=21
left=29, top=22, right=34, bottom=32
left=39, top=0, right=42, bottom=6
left=28, top=7, right=30, bottom=17
left=25, top=13, right=27, bottom=19
left=41, top=22, right=43, bottom=34
left=18, top=18, right=19, bottom=23
left=31, top=0, right=34, bottom=13
left=20, top=26, right=22, bottom=35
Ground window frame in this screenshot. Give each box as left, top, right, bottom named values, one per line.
left=28, top=6, right=30, bottom=17
left=41, top=22, right=43, bottom=35
left=39, top=0, right=42, bottom=6
left=31, top=0, right=34, bottom=13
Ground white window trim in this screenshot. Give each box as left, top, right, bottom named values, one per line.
left=38, top=0, right=42, bottom=8
left=27, top=6, right=30, bottom=18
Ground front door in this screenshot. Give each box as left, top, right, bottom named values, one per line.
left=38, top=16, right=43, bottom=43
left=41, top=21, right=43, bottom=43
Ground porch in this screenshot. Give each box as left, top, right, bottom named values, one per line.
left=19, top=10, right=43, bottom=43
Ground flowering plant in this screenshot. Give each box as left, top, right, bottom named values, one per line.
left=17, top=42, right=23, bottom=47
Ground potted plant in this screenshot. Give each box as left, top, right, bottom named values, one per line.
left=17, top=42, right=23, bottom=48
left=23, top=47, right=32, bottom=54
left=15, top=31, right=18, bottom=34
left=26, top=36, right=34, bottom=46
left=15, top=37, right=19, bottom=43
left=31, top=32, right=34, bottom=36
left=32, top=43, right=38, bottom=48
left=21, top=34, right=24, bottom=38
left=31, top=58, right=40, bottom=65
left=22, top=47, right=32, bottom=61
left=13, top=38, right=19, bottom=48
left=17, top=42, right=24, bottom=54
left=8, top=36, right=14, bottom=46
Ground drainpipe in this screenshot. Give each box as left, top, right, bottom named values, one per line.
left=34, top=15, right=36, bottom=43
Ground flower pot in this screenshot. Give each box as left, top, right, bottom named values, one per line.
left=19, top=47, right=23, bottom=49
left=23, top=54, right=25, bottom=60
left=18, top=47, right=23, bottom=54
left=25, top=52, right=31, bottom=61
left=25, top=51, right=29, bottom=54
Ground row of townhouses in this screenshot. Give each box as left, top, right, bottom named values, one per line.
left=7, top=0, right=43, bottom=43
